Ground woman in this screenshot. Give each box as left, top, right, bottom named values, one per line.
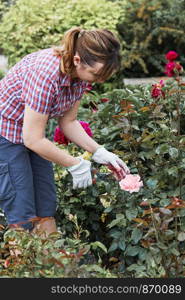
left=0, top=27, right=130, bottom=237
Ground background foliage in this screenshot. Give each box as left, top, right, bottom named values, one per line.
left=117, top=0, right=185, bottom=78
left=0, top=0, right=185, bottom=80
left=0, top=0, right=124, bottom=66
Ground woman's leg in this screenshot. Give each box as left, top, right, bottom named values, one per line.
left=29, top=150, right=58, bottom=237
left=0, top=136, right=37, bottom=230
left=0, top=135, right=38, bottom=256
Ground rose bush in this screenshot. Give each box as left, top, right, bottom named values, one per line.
left=1, top=51, right=185, bottom=278
left=50, top=54, right=185, bottom=277
left=164, top=50, right=183, bottom=77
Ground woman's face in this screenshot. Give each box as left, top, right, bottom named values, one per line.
left=73, top=55, right=105, bottom=83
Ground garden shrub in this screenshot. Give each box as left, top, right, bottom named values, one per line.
left=117, top=0, right=185, bottom=78
left=0, top=227, right=115, bottom=277
left=52, top=66, right=185, bottom=277
left=0, top=0, right=124, bottom=66
left=0, top=69, right=5, bottom=80
left=0, top=0, right=13, bottom=20
left=0, top=0, right=9, bottom=19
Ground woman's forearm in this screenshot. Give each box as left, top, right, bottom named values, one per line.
left=25, top=137, right=80, bottom=167
left=60, top=120, right=101, bottom=153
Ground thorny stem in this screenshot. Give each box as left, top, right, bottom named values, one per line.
left=149, top=203, right=160, bottom=243
left=174, top=77, right=182, bottom=250
left=126, top=112, right=144, bottom=178
left=175, top=77, right=182, bottom=198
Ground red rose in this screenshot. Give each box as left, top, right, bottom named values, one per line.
left=53, top=127, right=69, bottom=145
left=165, top=61, right=183, bottom=77
left=54, top=121, right=93, bottom=145
left=151, top=80, right=165, bottom=99
left=79, top=121, right=93, bottom=137
left=165, top=51, right=178, bottom=61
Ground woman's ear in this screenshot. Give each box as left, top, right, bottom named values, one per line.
left=73, top=54, right=81, bottom=66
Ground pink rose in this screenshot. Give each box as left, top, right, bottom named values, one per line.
left=119, top=174, right=143, bottom=193
left=54, top=121, right=93, bottom=145
left=165, top=51, right=179, bottom=61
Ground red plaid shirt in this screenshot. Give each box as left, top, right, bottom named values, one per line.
left=0, top=48, right=89, bottom=144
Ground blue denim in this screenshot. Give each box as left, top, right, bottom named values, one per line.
left=0, top=135, right=57, bottom=230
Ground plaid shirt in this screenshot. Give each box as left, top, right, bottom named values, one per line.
left=0, top=48, right=89, bottom=144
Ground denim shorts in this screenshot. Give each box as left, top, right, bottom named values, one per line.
left=0, top=135, right=57, bottom=230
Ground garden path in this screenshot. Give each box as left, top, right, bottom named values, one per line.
left=124, top=76, right=185, bottom=85
left=0, top=55, right=8, bottom=73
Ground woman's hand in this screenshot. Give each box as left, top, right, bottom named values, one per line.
left=67, top=157, right=92, bottom=189
left=92, top=147, right=130, bottom=179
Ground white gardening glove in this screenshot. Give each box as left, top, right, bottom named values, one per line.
left=67, top=157, right=92, bottom=189
left=92, top=147, right=130, bottom=179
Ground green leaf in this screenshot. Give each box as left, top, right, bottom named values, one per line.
left=92, top=186, right=99, bottom=197
left=178, top=208, right=185, bottom=217
left=108, top=242, right=118, bottom=253
left=90, top=241, right=107, bottom=253
left=85, top=264, right=106, bottom=274
left=125, top=245, right=140, bottom=256
left=69, top=197, right=80, bottom=203
left=118, top=240, right=126, bottom=251
left=125, top=208, right=138, bottom=221
left=155, top=144, right=169, bottom=155
left=127, top=264, right=146, bottom=272
left=146, top=178, right=158, bottom=189
left=54, top=239, right=65, bottom=248
left=170, top=248, right=180, bottom=256
left=35, top=257, right=43, bottom=265
left=169, top=147, right=179, bottom=158
left=138, top=247, right=148, bottom=261
left=156, top=242, right=168, bottom=250
left=131, top=228, right=143, bottom=244
left=107, top=214, right=126, bottom=228
left=104, top=206, right=113, bottom=213
left=109, top=230, right=123, bottom=239
left=167, top=166, right=178, bottom=176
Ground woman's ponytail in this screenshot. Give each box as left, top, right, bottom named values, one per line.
left=57, top=27, right=82, bottom=74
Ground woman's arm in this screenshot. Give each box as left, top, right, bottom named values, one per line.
left=58, top=100, right=101, bottom=153
left=22, top=104, right=80, bottom=167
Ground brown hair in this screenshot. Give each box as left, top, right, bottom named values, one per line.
left=53, top=27, right=121, bottom=81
